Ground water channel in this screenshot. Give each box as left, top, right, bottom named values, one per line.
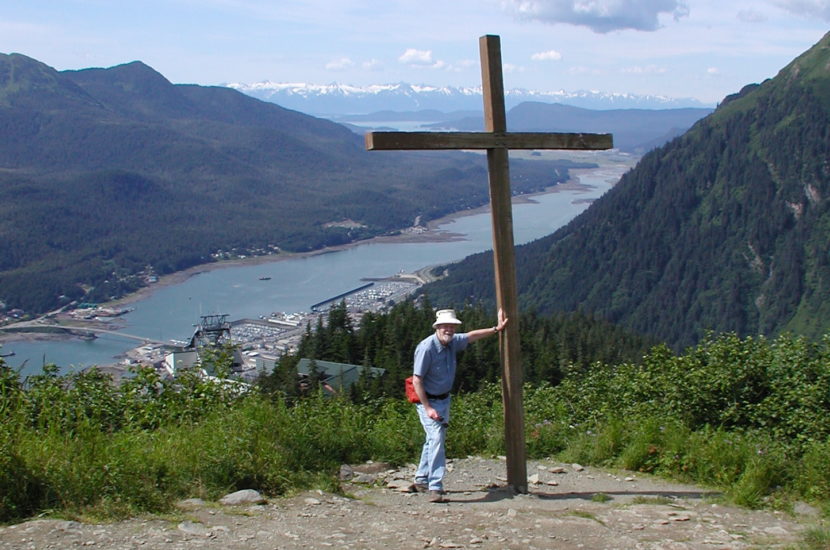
left=3, top=161, right=632, bottom=377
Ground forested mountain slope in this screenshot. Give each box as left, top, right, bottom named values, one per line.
left=0, top=54, right=577, bottom=314
left=423, top=32, right=830, bottom=350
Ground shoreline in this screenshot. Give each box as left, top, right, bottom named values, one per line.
left=0, top=171, right=609, bottom=346
left=104, top=175, right=599, bottom=310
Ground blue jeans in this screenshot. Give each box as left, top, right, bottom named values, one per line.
left=415, top=397, right=451, bottom=491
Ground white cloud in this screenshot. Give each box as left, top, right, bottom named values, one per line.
left=531, top=49, right=563, bottom=61
left=707, top=67, right=721, bottom=75
left=398, top=48, right=448, bottom=69
left=772, top=0, right=830, bottom=21
left=399, top=48, right=434, bottom=65
left=502, top=0, right=690, bottom=32
left=325, top=57, right=354, bottom=70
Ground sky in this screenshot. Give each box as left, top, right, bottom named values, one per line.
left=2, top=0, right=828, bottom=105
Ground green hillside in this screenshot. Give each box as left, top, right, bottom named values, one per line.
left=0, top=54, right=581, bottom=314
left=422, top=32, right=830, bottom=350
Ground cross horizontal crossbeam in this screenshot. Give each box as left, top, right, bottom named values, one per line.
left=365, top=132, right=612, bottom=151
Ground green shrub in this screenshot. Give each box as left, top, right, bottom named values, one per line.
left=365, top=398, right=423, bottom=465
left=153, top=397, right=298, bottom=497
left=558, top=429, right=602, bottom=465
left=0, top=422, right=42, bottom=522
left=277, top=393, right=372, bottom=471
left=617, top=418, right=673, bottom=473
left=730, top=455, right=784, bottom=509
left=524, top=383, right=571, bottom=458
left=18, top=420, right=118, bottom=513
left=794, top=437, right=830, bottom=503
left=448, top=383, right=504, bottom=457
left=559, top=418, right=632, bottom=467
left=750, top=334, right=830, bottom=446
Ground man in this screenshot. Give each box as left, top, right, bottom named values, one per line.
left=412, top=308, right=508, bottom=502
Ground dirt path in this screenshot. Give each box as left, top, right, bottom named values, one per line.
left=0, top=457, right=813, bottom=549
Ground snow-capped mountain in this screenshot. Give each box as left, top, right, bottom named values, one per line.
left=225, top=81, right=712, bottom=115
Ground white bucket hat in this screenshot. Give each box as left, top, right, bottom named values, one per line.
left=433, top=309, right=462, bottom=328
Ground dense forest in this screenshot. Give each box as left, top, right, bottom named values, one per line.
left=260, top=299, right=658, bottom=400
left=422, top=31, right=830, bottom=351
left=0, top=53, right=586, bottom=315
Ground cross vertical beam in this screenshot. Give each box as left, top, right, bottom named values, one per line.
left=479, top=34, right=527, bottom=493
left=365, top=35, right=612, bottom=495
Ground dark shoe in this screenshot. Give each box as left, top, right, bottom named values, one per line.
left=429, top=490, right=447, bottom=503
left=413, top=482, right=428, bottom=493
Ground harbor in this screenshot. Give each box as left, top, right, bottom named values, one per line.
left=1, top=270, right=428, bottom=381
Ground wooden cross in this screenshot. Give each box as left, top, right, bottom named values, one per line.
left=366, top=35, right=612, bottom=493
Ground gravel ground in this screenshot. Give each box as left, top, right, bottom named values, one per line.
left=0, top=457, right=817, bottom=550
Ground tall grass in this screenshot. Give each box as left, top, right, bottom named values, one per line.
left=518, top=332, right=830, bottom=510
left=1, top=330, right=828, bottom=523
